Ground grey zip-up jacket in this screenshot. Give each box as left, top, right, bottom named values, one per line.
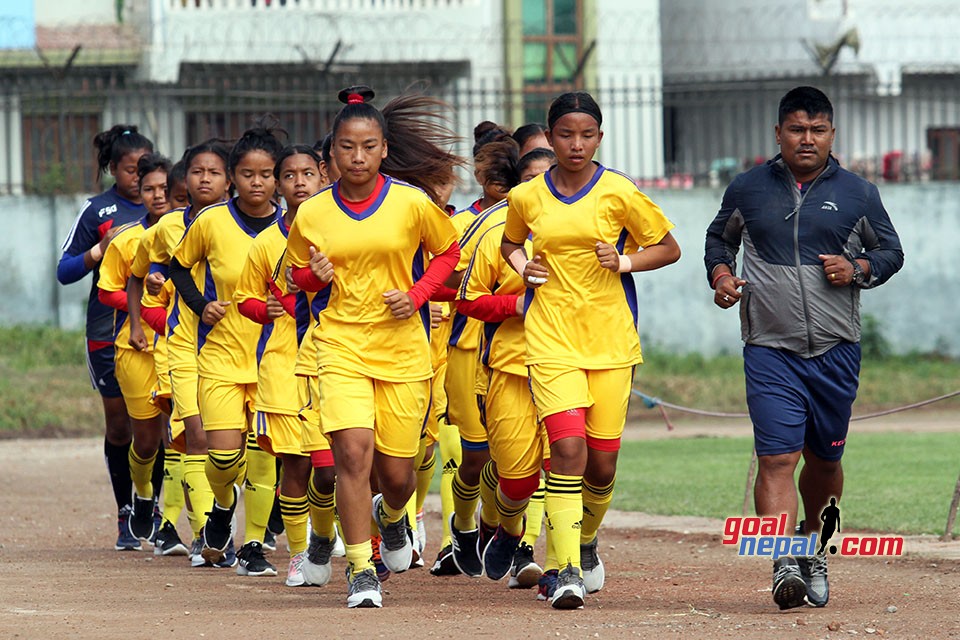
left=704, top=155, right=904, bottom=358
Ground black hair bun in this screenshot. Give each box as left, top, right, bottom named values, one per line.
left=338, top=86, right=376, bottom=105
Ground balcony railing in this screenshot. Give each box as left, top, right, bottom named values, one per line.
left=162, top=0, right=473, bottom=11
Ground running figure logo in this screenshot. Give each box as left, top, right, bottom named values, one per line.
left=818, top=497, right=841, bottom=555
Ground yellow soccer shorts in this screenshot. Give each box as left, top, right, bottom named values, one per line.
left=528, top=364, right=634, bottom=442
left=297, top=375, right=332, bottom=454
left=445, top=346, right=486, bottom=445
left=167, top=333, right=200, bottom=420
left=198, top=376, right=256, bottom=432
left=423, top=356, right=449, bottom=447
left=167, top=416, right=187, bottom=454
left=318, top=369, right=429, bottom=459
left=485, top=369, right=543, bottom=480
left=152, top=335, right=171, bottom=397
left=115, top=347, right=160, bottom=420
left=255, top=410, right=304, bottom=457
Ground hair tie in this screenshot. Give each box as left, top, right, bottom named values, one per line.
left=347, top=93, right=364, bottom=105
left=122, top=130, right=131, bottom=135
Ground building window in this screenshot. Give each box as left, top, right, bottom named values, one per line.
left=521, top=0, right=583, bottom=123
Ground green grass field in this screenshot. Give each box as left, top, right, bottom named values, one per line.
left=613, top=432, right=960, bottom=536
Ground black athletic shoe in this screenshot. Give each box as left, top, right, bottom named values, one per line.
left=236, top=540, right=277, bottom=577
left=154, top=521, right=189, bottom=556
left=429, top=543, right=461, bottom=576
left=772, top=556, right=807, bottom=610
left=509, top=542, right=543, bottom=589
left=482, top=525, right=522, bottom=581
left=449, top=514, right=482, bottom=577
left=201, top=485, right=238, bottom=565
left=129, top=494, right=157, bottom=541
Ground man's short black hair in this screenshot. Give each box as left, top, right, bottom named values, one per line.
left=778, top=86, right=833, bottom=124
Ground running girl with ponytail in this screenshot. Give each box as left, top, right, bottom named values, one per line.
left=57, top=125, right=154, bottom=551
left=501, top=92, right=680, bottom=609
left=286, top=86, right=461, bottom=608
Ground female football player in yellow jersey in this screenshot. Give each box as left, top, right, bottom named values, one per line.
left=171, top=120, right=285, bottom=576
left=456, top=148, right=555, bottom=592
left=440, top=131, right=522, bottom=578
left=287, top=86, right=461, bottom=608
left=123, top=158, right=193, bottom=557
left=236, top=144, right=331, bottom=587
left=98, top=153, right=173, bottom=543
left=138, top=139, right=234, bottom=566
left=501, top=92, right=680, bottom=609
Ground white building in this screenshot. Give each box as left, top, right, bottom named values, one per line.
left=660, top=0, right=960, bottom=182
left=0, top=0, right=665, bottom=196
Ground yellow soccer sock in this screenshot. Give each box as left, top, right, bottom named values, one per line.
left=544, top=473, right=583, bottom=569
left=346, top=541, right=374, bottom=577
left=183, top=454, right=213, bottom=537
left=452, top=469, right=480, bottom=532
left=438, top=418, right=461, bottom=547
left=279, top=493, right=309, bottom=555
left=378, top=495, right=407, bottom=525
left=543, top=516, right=559, bottom=572
left=307, top=475, right=337, bottom=539
left=479, top=460, right=500, bottom=528
left=521, top=478, right=546, bottom=548
left=581, top=477, right=615, bottom=545
left=129, top=446, right=158, bottom=499
left=161, top=450, right=185, bottom=526
left=244, top=435, right=277, bottom=544
left=495, top=488, right=528, bottom=537
left=205, top=448, right=244, bottom=509
left=416, top=446, right=436, bottom=514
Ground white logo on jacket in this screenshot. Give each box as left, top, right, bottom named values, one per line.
left=820, top=201, right=839, bottom=211
left=98, top=204, right=118, bottom=218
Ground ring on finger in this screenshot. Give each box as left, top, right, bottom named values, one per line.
left=723, top=294, right=730, bottom=302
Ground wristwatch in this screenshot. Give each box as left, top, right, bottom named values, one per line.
left=848, top=258, right=865, bottom=285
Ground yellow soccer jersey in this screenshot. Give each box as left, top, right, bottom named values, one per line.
left=293, top=286, right=331, bottom=377
left=503, top=164, right=674, bottom=368
left=173, top=200, right=283, bottom=383
left=99, top=219, right=156, bottom=352
left=449, top=200, right=507, bottom=351
left=461, top=221, right=530, bottom=378
left=130, top=221, right=162, bottom=280
left=235, top=220, right=300, bottom=415
left=155, top=209, right=206, bottom=356
left=285, top=177, right=458, bottom=382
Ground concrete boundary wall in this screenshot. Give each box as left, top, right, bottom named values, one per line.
left=3, top=184, right=956, bottom=356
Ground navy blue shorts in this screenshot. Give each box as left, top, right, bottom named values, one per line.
left=86, top=344, right=122, bottom=398
left=744, top=342, right=860, bottom=462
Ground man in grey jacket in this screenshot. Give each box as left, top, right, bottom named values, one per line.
left=704, top=86, right=903, bottom=611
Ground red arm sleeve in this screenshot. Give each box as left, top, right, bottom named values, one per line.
left=237, top=298, right=271, bottom=325
left=431, top=285, right=459, bottom=302
left=291, top=266, right=328, bottom=293
left=408, top=242, right=460, bottom=310
left=456, top=295, right=520, bottom=323
left=268, top=280, right=297, bottom=317
left=98, top=288, right=128, bottom=312
left=140, top=306, right=167, bottom=335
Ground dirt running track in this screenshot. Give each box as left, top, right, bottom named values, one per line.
left=2, top=439, right=959, bottom=639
